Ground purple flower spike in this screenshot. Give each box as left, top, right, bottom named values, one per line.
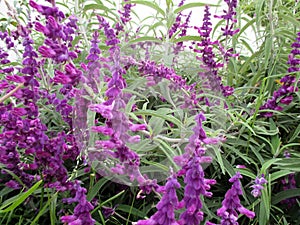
left=194, top=6, right=234, bottom=99
left=62, top=181, right=95, bottom=225
left=135, top=174, right=181, bottom=225
left=260, top=32, right=300, bottom=117
left=215, top=0, right=239, bottom=37
left=280, top=151, right=299, bottom=208
left=251, top=174, right=267, bottom=197
left=178, top=156, right=215, bottom=225
left=216, top=172, right=255, bottom=225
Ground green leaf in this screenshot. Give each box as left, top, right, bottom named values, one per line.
left=174, top=2, right=218, bottom=14
left=127, top=36, right=162, bottom=44
left=270, top=170, right=292, bottom=182
left=280, top=14, right=300, bottom=27
left=288, top=123, right=300, bottom=142
left=30, top=192, right=58, bottom=225
left=260, top=158, right=281, bottom=175
left=236, top=17, right=256, bottom=39
left=154, top=139, right=180, bottom=170
left=129, top=1, right=165, bottom=16
left=0, top=180, right=43, bottom=213
left=149, top=114, right=165, bottom=136
left=134, top=109, right=183, bottom=128
left=255, top=0, right=266, bottom=27
left=240, top=39, right=254, bottom=55
left=173, top=35, right=202, bottom=43
left=0, top=187, right=14, bottom=198
left=92, top=190, right=125, bottom=214
left=259, top=187, right=270, bottom=225
left=50, top=191, right=57, bottom=225
left=87, top=178, right=109, bottom=201
left=238, top=168, right=256, bottom=179
left=273, top=158, right=300, bottom=171
left=210, top=145, right=225, bottom=174
left=83, top=4, right=111, bottom=12
left=272, top=188, right=300, bottom=204
left=118, top=204, right=147, bottom=217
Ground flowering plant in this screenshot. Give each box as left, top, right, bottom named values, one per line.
left=0, top=0, right=299, bottom=225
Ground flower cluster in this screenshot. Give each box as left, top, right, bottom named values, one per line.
left=135, top=113, right=218, bottom=225
left=0, top=31, right=14, bottom=49
left=168, top=1, right=192, bottom=54
left=251, top=174, right=267, bottom=197
left=260, top=32, right=300, bottom=117
left=194, top=6, right=234, bottom=99
left=207, top=172, right=255, bottom=225
left=61, top=181, right=95, bottom=225
left=178, top=155, right=216, bottom=225
left=260, top=75, right=297, bottom=117
left=115, top=0, right=135, bottom=34
left=280, top=151, right=299, bottom=208
left=136, top=59, right=205, bottom=109
left=176, top=113, right=218, bottom=225
left=135, top=174, right=181, bottom=225
left=87, top=16, right=158, bottom=194
left=214, top=0, right=239, bottom=37
left=0, top=1, right=96, bottom=224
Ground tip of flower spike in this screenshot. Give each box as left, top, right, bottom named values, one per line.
left=238, top=206, right=255, bottom=219
left=229, top=172, right=242, bottom=182
left=236, top=165, right=247, bottom=169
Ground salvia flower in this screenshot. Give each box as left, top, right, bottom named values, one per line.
left=116, top=0, right=135, bottom=33
left=288, top=32, right=300, bottom=73
left=214, top=0, right=239, bottom=37
left=61, top=181, right=95, bottom=225
left=260, top=32, right=300, bottom=117
left=251, top=174, right=267, bottom=197
left=172, top=113, right=217, bottom=225
left=280, top=151, right=299, bottom=208
left=102, top=205, right=118, bottom=219
left=29, top=0, right=65, bottom=19
left=194, top=6, right=234, bottom=99
left=135, top=174, right=181, bottom=225
left=215, top=172, right=255, bottom=225
left=88, top=16, right=159, bottom=195
left=178, top=155, right=216, bottom=225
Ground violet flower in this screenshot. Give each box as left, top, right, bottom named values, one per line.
left=251, top=174, right=267, bottom=197
left=88, top=16, right=158, bottom=194
left=173, top=113, right=217, bottom=225
left=260, top=75, right=298, bottom=117
left=135, top=174, right=181, bottom=225
left=260, top=32, right=300, bottom=117
left=168, top=0, right=190, bottom=39
left=61, top=181, right=95, bottom=225
left=280, top=151, right=299, bottom=208
left=102, top=205, right=118, bottom=219
left=0, top=2, right=95, bottom=225
left=21, top=33, right=39, bottom=88
left=178, top=155, right=216, bottom=225
left=0, top=31, right=14, bottom=49
left=115, top=0, right=135, bottom=34
left=136, top=59, right=203, bottom=109
left=215, top=172, right=255, bottom=225
left=173, top=11, right=192, bottom=55
left=29, top=0, right=65, bottom=19
left=35, top=9, right=78, bottom=63
left=214, top=0, right=239, bottom=37
left=194, top=6, right=234, bottom=99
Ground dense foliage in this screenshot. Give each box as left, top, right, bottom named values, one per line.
left=0, top=0, right=299, bottom=225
